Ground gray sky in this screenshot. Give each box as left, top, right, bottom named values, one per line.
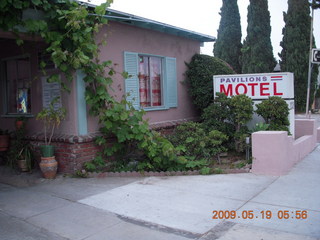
left=89, top=0, right=320, bottom=60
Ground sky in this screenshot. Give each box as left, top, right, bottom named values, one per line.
left=88, top=0, right=320, bottom=60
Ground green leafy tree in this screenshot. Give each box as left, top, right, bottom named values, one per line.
left=279, top=0, right=318, bottom=112
left=241, top=0, right=276, bottom=73
left=214, top=0, right=242, bottom=73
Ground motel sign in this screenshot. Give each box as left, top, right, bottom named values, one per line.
left=213, top=72, right=295, bottom=136
left=213, top=72, right=294, bottom=100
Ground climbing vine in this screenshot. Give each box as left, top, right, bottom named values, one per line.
left=0, top=0, right=193, bottom=172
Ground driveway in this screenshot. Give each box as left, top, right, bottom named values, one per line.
left=0, top=144, right=319, bottom=240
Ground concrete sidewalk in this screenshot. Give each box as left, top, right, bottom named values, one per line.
left=0, top=145, right=320, bottom=240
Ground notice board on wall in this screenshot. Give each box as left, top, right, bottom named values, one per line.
left=41, top=76, right=62, bottom=110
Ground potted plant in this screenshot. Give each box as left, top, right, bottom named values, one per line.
left=0, top=129, right=10, bottom=152
left=16, top=143, right=33, bottom=172
left=8, top=123, right=34, bottom=172
left=36, top=97, right=66, bottom=179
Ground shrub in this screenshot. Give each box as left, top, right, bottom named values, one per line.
left=255, top=96, right=290, bottom=132
left=201, top=93, right=234, bottom=137
left=168, top=122, right=228, bottom=162
left=202, top=94, right=253, bottom=152
left=229, top=95, right=253, bottom=152
left=185, top=54, right=235, bottom=112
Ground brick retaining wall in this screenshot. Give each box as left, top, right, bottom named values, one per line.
left=29, top=133, right=104, bottom=173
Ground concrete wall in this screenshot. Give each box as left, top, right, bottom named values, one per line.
left=252, top=119, right=319, bottom=176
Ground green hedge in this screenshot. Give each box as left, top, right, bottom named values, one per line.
left=185, top=54, right=235, bottom=112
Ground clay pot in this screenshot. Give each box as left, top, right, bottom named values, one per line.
left=17, top=159, right=29, bottom=172
left=0, top=135, right=10, bottom=151
left=39, top=156, right=58, bottom=179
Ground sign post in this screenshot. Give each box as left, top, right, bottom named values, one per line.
left=311, top=49, right=320, bottom=64
left=213, top=72, right=295, bottom=136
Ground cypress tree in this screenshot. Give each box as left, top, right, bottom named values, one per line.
left=213, top=0, right=242, bottom=73
left=241, top=0, right=276, bottom=73
left=279, top=0, right=317, bottom=112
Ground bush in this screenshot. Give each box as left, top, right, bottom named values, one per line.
left=168, top=122, right=228, bottom=162
left=255, top=96, right=290, bottom=132
left=201, top=94, right=253, bottom=152
left=185, top=54, right=235, bottom=112
left=229, top=94, right=254, bottom=132
left=201, top=93, right=234, bottom=137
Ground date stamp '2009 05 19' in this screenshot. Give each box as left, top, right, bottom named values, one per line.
left=212, top=210, right=308, bottom=220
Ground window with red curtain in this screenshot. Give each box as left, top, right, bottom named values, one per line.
left=138, top=55, right=162, bottom=107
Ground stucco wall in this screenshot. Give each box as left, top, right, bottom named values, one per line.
left=87, top=21, right=201, bottom=134
left=1, top=21, right=202, bottom=137
left=252, top=119, right=319, bottom=176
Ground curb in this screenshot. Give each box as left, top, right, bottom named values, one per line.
left=87, top=168, right=251, bottom=178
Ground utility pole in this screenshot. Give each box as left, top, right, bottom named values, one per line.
left=306, top=1, right=314, bottom=116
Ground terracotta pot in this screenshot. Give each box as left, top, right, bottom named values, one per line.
left=0, top=135, right=10, bottom=151
left=17, top=159, right=29, bottom=172
left=39, top=156, right=58, bottom=179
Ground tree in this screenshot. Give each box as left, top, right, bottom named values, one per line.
left=279, top=0, right=318, bottom=112
left=241, top=0, right=276, bottom=73
left=185, top=54, right=235, bottom=112
left=213, top=0, right=242, bottom=73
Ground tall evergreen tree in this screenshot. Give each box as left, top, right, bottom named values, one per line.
left=213, top=0, right=242, bottom=73
left=279, top=0, right=317, bottom=111
left=241, top=0, right=276, bottom=73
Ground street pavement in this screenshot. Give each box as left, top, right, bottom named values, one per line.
left=0, top=144, right=320, bottom=240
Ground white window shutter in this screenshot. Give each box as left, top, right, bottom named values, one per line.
left=165, top=57, right=178, bottom=108
left=124, top=52, right=140, bottom=110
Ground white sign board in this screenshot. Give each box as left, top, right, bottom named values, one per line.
left=312, top=48, right=320, bottom=64
left=213, top=72, right=295, bottom=136
left=42, top=76, right=62, bottom=110
left=214, top=72, right=294, bottom=100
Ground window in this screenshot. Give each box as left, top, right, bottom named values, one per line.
left=124, top=52, right=177, bottom=110
left=1, top=56, right=32, bottom=115
left=138, top=55, right=162, bottom=107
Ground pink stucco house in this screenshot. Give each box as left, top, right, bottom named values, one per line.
left=0, top=8, right=215, bottom=172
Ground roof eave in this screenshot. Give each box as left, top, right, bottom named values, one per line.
left=79, top=2, right=216, bottom=42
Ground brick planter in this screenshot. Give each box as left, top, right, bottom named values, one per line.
left=28, top=133, right=106, bottom=174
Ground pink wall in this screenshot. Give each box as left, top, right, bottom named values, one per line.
left=252, top=119, right=319, bottom=176
left=1, top=21, right=202, bottom=137
left=87, top=21, right=201, bottom=134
